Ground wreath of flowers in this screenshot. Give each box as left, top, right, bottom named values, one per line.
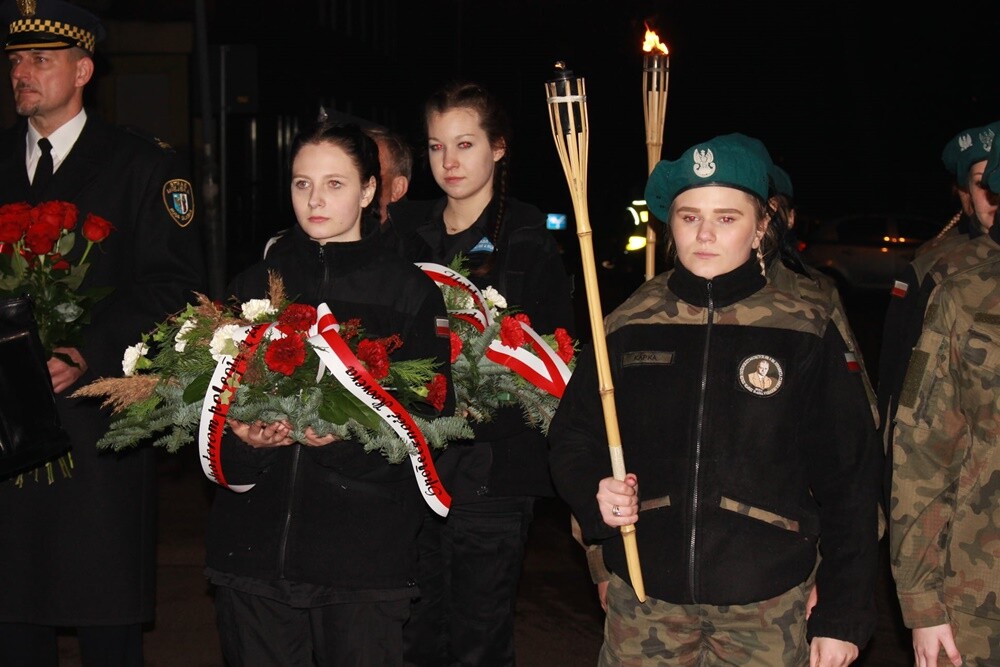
left=425, top=256, right=577, bottom=434
left=75, top=273, right=472, bottom=463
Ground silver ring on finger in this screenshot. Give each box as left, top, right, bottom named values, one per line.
left=612, top=505, right=621, bottom=517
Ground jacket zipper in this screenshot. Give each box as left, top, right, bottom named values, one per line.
left=278, top=244, right=330, bottom=577
left=689, top=280, right=713, bottom=602
left=276, top=444, right=302, bottom=577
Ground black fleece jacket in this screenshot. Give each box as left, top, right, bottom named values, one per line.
left=204, top=222, right=452, bottom=599
left=549, top=257, right=881, bottom=648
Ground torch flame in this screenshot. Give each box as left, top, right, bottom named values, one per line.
left=641, top=24, right=669, bottom=55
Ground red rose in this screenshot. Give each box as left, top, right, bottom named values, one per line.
left=425, top=373, right=448, bottom=412
left=0, top=220, right=23, bottom=243
left=499, top=314, right=530, bottom=349
left=554, top=327, right=575, bottom=363
left=449, top=331, right=462, bottom=363
left=24, top=219, right=61, bottom=255
left=32, top=200, right=78, bottom=231
left=356, top=339, right=390, bottom=379
left=277, top=303, right=317, bottom=332
left=49, top=253, right=70, bottom=271
left=0, top=202, right=32, bottom=241
left=81, top=212, right=114, bottom=242
left=263, top=333, right=306, bottom=376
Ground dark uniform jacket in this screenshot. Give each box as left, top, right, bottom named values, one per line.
left=390, top=196, right=575, bottom=499
left=549, top=257, right=881, bottom=648
left=205, top=223, right=452, bottom=601
left=0, top=113, right=206, bottom=625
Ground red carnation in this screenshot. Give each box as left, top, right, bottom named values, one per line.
left=264, top=334, right=307, bottom=376
left=356, top=339, right=390, bottom=380
left=554, top=327, right=575, bottom=363
left=425, top=373, right=447, bottom=412
left=449, top=331, right=462, bottom=363
left=499, top=314, right=531, bottom=349
left=33, top=200, right=78, bottom=231
left=81, top=212, right=114, bottom=242
left=0, top=202, right=32, bottom=242
left=277, top=303, right=317, bottom=333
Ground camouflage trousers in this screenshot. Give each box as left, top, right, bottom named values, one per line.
left=928, top=607, right=1000, bottom=666
left=598, top=573, right=812, bottom=666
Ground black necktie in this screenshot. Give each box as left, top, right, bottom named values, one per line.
left=32, top=137, right=53, bottom=195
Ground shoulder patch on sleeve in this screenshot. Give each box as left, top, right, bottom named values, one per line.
left=163, top=179, right=195, bottom=227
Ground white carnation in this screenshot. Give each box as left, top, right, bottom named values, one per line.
left=241, top=298, right=277, bottom=321
left=122, top=342, right=149, bottom=377
left=174, top=318, right=197, bottom=352
left=209, top=324, right=243, bottom=361
left=482, top=286, right=507, bottom=316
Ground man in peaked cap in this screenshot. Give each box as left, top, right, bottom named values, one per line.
left=0, top=1, right=205, bottom=665
left=2, top=0, right=104, bottom=54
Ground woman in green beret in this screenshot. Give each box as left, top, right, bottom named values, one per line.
left=549, top=134, right=882, bottom=666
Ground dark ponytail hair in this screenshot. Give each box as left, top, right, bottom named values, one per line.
left=290, top=121, right=382, bottom=229
left=425, top=81, right=511, bottom=276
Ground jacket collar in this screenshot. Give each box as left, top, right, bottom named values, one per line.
left=288, top=217, right=382, bottom=274
left=668, top=255, right=766, bottom=308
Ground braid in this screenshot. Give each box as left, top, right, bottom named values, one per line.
left=934, top=210, right=963, bottom=241
left=471, top=156, right=508, bottom=278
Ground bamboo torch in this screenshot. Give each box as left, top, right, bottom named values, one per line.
left=546, top=62, right=646, bottom=602
left=642, top=25, right=670, bottom=281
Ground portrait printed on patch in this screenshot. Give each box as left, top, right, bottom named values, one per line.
left=738, top=354, right=783, bottom=396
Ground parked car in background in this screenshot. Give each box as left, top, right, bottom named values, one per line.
left=798, top=213, right=944, bottom=292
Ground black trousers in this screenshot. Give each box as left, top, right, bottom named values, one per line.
left=214, top=585, right=410, bottom=667
left=0, top=622, right=142, bottom=667
left=403, top=495, right=535, bottom=667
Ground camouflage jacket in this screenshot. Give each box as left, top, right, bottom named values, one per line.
left=549, top=256, right=881, bottom=648
left=769, top=262, right=878, bottom=428
left=890, top=232, right=1000, bottom=628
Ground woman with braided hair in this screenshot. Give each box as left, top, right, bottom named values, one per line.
left=391, top=81, right=575, bottom=666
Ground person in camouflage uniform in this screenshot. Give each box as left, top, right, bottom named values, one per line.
left=890, top=215, right=1000, bottom=667
left=878, top=123, right=998, bottom=510
left=550, top=135, right=881, bottom=666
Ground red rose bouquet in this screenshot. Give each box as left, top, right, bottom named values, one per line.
left=74, top=274, right=471, bottom=464
left=0, top=200, right=114, bottom=356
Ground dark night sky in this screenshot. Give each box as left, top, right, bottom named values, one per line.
left=387, top=1, right=999, bottom=234
left=85, top=0, right=1000, bottom=272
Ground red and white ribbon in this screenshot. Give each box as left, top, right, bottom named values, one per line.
left=417, top=262, right=493, bottom=329
left=197, top=323, right=272, bottom=493
left=486, top=323, right=571, bottom=398
left=418, top=262, right=570, bottom=398
left=307, top=307, right=452, bottom=516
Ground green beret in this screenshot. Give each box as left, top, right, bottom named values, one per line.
left=943, top=124, right=997, bottom=187
left=984, top=122, right=1000, bottom=194
left=645, top=133, right=771, bottom=221
left=771, top=165, right=793, bottom=199
left=2, top=0, right=105, bottom=55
